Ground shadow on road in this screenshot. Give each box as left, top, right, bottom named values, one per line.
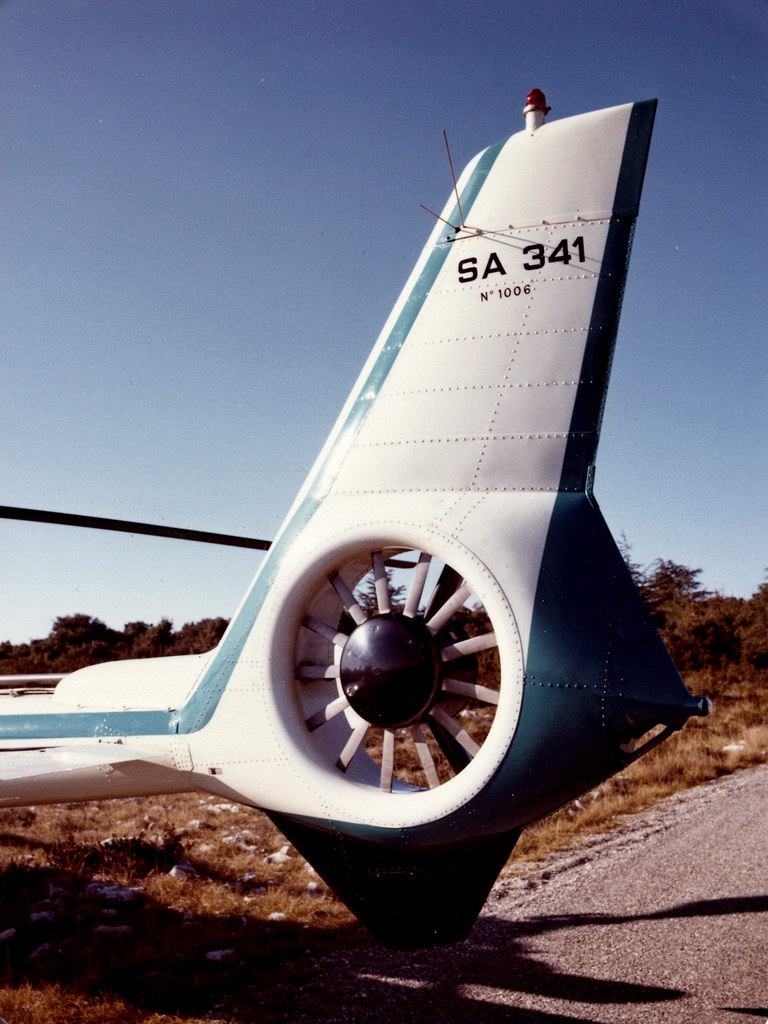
left=288, top=892, right=768, bottom=1023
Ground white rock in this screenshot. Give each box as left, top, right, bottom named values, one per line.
left=30, top=911, right=57, bottom=922
left=28, top=942, right=56, bottom=962
left=265, top=844, right=293, bottom=865
left=243, top=888, right=267, bottom=899
left=84, top=882, right=142, bottom=902
left=168, top=861, right=199, bottom=879
left=206, top=948, right=236, bottom=961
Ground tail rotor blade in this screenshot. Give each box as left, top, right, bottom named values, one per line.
left=424, top=564, right=463, bottom=621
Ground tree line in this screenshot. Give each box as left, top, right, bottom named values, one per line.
left=620, top=553, right=766, bottom=673
left=0, top=556, right=765, bottom=678
left=0, top=615, right=229, bottom=676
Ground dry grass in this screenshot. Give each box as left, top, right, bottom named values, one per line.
left=0, top=794, right=362, bottom=1022
left=1, top=665, right=765, bottom=1022
left=0, top=984, right=186, bottom=1024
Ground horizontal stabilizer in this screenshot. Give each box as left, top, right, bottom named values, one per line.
left=270, top=812, right=520, bottom=948
left=0, top=744, right=148, bottom=781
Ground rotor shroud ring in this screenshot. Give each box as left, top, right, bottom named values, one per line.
left=287, top=533, right=520, bottom=797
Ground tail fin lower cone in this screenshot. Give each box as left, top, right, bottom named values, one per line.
left=270, top=813, right=520, bottom=949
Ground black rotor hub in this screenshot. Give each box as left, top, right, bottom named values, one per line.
left=339, top=613, right=441, bottom=728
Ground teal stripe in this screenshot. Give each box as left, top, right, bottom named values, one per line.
left=0, top=710, right=176, bottom=741
left=558, top=99, right=657, bottom=491
left=0, top=137, right=509, bottom=744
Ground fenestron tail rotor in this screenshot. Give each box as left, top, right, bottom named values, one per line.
left=294, top=548, right=500, bottom=793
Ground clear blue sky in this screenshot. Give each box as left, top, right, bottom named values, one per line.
left=1, top=0, right=765, bottom=644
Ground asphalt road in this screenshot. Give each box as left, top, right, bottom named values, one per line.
left=292, top=765, right=768, bottom=1023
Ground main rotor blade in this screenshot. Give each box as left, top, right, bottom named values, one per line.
left=384, top=557, right=417, bottom=569
left=0, top=506, right=271, bottom=551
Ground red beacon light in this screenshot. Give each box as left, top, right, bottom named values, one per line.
left=523, top=88, right=551, bottom=131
